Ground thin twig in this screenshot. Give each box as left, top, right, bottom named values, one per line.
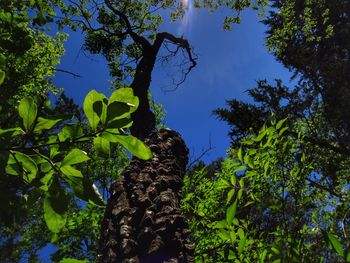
left=55, top=68, right=81, bottom=78
left=187, top=136, right=214, bottom=169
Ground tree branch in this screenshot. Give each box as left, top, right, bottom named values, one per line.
left=104, top=0, right=151, bottom=50
left=289, top=131, right=350, bottom=157
left=55, top=68, right=81, bottom=78
left=187, top=137, right=214, bottom=169
left=306, top=178, right=341, bottom=198
left=156, top=32, right=197, bottom=74
left=153, top=32, right=197, bottom=90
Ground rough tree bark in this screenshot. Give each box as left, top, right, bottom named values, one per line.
left=97, top=2, right=196, bottom=261
left=98, top=129, right=194, bottom=262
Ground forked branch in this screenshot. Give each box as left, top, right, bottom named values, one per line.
left=155, top=32, right=197, bottom=77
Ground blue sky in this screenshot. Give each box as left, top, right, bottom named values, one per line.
left=54, top=6, right=292, bottom=164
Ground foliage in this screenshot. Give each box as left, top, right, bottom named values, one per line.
left=149, top=91, right=167, bottom=129
left=199, top=2, right=350, bottom=261
left=264, top=0, right=350, bottom=145
left=214, top=79, right=316, bottom=143
left=0, top=2, right=66, bottom=127
left=181, top=160, right=228, bottom=262
left=185, top=116, right=350, bottom=262
left=0, top=4, right=152, bottom=256
left=1, top=139, right=130, bottom=262
left=0, top=86, right=152, bottom=229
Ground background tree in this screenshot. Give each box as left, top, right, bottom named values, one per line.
left=204, top=0, right=350, bottom=261
left=0, top=2, right=68, bottom=260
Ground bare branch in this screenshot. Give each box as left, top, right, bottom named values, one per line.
left=187, top=136, right=214, bottom=169
left=55, top=68, right=81, bottom=78
left=156, top=32, right=197, bottom=73
left=154, top=32, right=198, bottom=91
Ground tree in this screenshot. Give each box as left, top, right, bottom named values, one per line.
left=79, top=1, right=198, bottom=261
left=265, top=0, right=350, bottom=146
left=210, top=0, right=350, bottom=261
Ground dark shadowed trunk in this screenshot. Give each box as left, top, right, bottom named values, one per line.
left=129, top=47, right=157, bottom=141
left=97, top=30, right=195, bottom=262
left=98, top=129, right=194, bottom=262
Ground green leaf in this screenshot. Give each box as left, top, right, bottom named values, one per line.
left=230, top=175, right=236, bottom=186
left=271, top=247, right=281, bottom=255
left=211, top=220, right=227, bottom=229
left=347, top=251, right=350, bottom=262
left=0, top=70, right=5, bottom=85
left=244, top=154, right=254, bottom=168
left=217, top=229, right=231, bottom=241
left=61, top=149, right=90, bottom=167
left=276, top=117, right=288, bottom=130
left=93, top=98, right=108, bottom=124
left=106, top=101, right=131, bottom=122
left=327, top=233, right=344, bottom=257
left=237, top=228, right=245, bottom=239
left=103, top=133, right=152, bottom=160
left=229, top=232, right=236, bottom=242
left=219, top=179, right=230, bottom=189
left=237, top=235, right=246, bottom=255
left=93, top=136, right=110, bottom=157
left=60, top=165, right=83, bottom=178
left=233, top=165, right=246, bottom=174
left=41, top=135, right=58, bottom=159
left=6, top=151, right=38, bottom=183
left=278, top=126, right=289, bottom=136
left=226, top=200, right=237, bottom=225
left=239, top=178, right=244, bottom=188
left=106, top=118, right=133, bottom=129
left=44, top=179, right=69, bottom=233
left=254, top=129, right=266, bottom=142
left=259, top=249, right=268, bottom=263
left=237, top=188, right=243, bottom=200
left=0, top=128, right=24, bottom=141
left=40, top=159, right=53, bottom=173
left=237, top=147, right=243, bottom=161
left=83, top=90, right=105, bottom=130
left=197, top=209, right=205, bottom=217
left=34, top=116, right=63, bottom=132
left=59, top=259, right=88, bottom=263
left=62, top=175, right=105, bottom=206
left=271, top=246, right=280, bottom=255
left=58, top=124, right=83, bottom=142
left=109, top=88, right=139, bottom=114
left=226, top=188, right=235, bottom=205
left=19, top=97, right=37, bottom=131
left=228, top=249, right=236, bottom=260
left=39, top=171, right=54, bottom=191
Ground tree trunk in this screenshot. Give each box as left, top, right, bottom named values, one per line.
left=97, top=129, right=194, bottom=262
left=97, top=34, right=195, bottom=262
